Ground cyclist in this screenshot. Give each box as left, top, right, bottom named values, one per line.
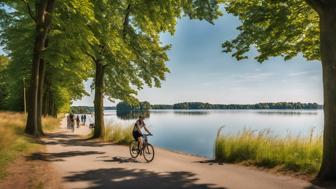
left=132, top=115, right=152, bottom=150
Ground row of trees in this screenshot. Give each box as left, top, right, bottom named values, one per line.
left=0, top=1, right=221, bottom=137
left=1, top=0, right=336, bottom=181
left=152, top=102, right=322, bottom=110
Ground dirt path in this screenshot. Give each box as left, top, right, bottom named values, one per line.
left=40, top=118, right=324, bottom=189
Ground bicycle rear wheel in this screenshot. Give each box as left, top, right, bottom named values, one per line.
left=129, top=141, right=140, bottom=158
left=143, top=144, right=155, bottom=162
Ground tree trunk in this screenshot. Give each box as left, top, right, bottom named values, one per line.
left=25, top=0, right=56, bottom=136
left=25, top=51, right=40, bottom=136
left=37, top=58, right=46, bottom=135
left=317, top=7, right=336, bottom=181
left=92, top=61, right=105, bottom=138
left=42, top=79, right=49, bottom=116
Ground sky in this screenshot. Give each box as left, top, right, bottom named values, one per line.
left=1, top=11, right=322, bottom=106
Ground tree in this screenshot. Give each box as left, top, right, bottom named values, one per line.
left=221, top=0, right=336, bottom=181
left=0, top=1, right=94, bottom=135
left=86, top=0, right=222, bottom=138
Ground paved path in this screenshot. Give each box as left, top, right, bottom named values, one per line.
left=40, top=119, right=323, bottom=189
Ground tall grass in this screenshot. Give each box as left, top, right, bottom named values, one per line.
left=0, top=112, right=60, bottom=179
left=215, top=128, right=322, bottom=175
left=102, top=123, right=134, bottom=144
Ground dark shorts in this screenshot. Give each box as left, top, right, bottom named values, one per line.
left=132, top=131, right=143, bottom=141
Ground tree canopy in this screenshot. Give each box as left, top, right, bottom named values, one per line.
left=222, top=0, right=319, bottom=62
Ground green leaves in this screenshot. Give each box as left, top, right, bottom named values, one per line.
left=222, top=0, right=319, bottom=62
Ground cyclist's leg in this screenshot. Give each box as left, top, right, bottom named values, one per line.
left=137, top=136, right=143, bottom=149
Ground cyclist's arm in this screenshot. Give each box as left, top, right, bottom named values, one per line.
left=144, top=126, right=152, bottom=135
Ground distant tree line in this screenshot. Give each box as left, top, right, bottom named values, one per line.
left=152, top=102, right=322, bottom=110
left=71, top=106, right=115, bottom=114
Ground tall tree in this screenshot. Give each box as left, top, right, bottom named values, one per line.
left=0, top=1, right=94, bottom=135
left=221, top=0, right=336, bottom=181
left=86, top=0, right=222, bottom=138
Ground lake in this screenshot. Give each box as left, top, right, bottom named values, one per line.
left=102, top=110, right=324, bottom=159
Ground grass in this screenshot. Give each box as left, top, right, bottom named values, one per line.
left=215, top=128, right=322, bottom=175
left=102, top=123, right=134, bottom=144
left=0, top=112, right=61, bottom=179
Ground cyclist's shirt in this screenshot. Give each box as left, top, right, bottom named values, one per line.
left=133, top=120, right=145, bottom=132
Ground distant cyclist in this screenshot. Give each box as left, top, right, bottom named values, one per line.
left=133, top=116, right=152, bottom=150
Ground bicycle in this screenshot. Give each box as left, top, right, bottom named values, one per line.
left=129, top=134, right=155, bottom=162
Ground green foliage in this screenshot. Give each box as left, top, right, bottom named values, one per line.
left=222, top=0, right=319, bottom=62
left=150, top=104, right=174, bottom=109
left=0, top=1, right=93, bottom=114
left=71, top=106, right=94, bottom=114
left=215, top=128, right=322, bottom=174
left=0, top=55, right=9, bottom=109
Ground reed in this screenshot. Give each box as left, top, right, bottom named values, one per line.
left=103, top=123, right=134, bottom=144
left=215, top=127, right=322, bottom=175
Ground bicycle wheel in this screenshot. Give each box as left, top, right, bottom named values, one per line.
left=129, top=141, right=140, bottom=158
left=143, top=144, right=155, bottom=162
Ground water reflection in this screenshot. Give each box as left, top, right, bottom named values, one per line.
left=173, top=110, right=210, bottom=116
left=255, top=111, right=318, bottom=116
left=116, top=110, right=150, bottom=120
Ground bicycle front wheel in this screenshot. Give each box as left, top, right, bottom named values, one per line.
left=129, top=141, right=139, bottom=158
left=143, top=144, right=155, bottom=162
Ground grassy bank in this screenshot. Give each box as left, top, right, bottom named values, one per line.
left=0, top=112, right=60, bottom=179
left=215, top=128, right=322, bottom=175
left=102, top=123, right=133, bottom=144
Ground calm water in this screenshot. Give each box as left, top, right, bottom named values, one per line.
left=102, top=110, right=324, bottom=158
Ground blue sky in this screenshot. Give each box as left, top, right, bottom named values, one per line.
left=1, top=11, right=322, bottom=106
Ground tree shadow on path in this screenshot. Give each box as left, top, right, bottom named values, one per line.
left=64, top=167, right=227, bottom=189
left=26, top=151, right=106, bottom=162
left=37, top=131, right=112, bottom=147
left=100, top=156, right=141, bottom=163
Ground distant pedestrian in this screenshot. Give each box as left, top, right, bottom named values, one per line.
left=66, top=114, right=70, bottom=129
left=76, top=115, right=80, bottom=128
left=69, top=113, right=75, bottom=132
left=83, top=114, right=87, bottom=125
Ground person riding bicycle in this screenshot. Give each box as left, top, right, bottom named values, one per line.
left=132, top=115, right=152, bottom=150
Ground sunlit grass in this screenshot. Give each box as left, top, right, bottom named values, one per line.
left=0, top=112, right=61, bottom=179
left=103, top=123, right=133, bottom=144
left=215, top=128, right=322, bottom=175
left=42, top=116, right=62, bottom=132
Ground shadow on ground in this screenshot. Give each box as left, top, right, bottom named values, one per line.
left=197, top=161, right=334, bottom=189
left=100, top=156, right=141, bottom=164
left=64, top=167, right=226, bottom=189
left=197, top=160, right=225, bottom=166
left=26, top=151, right=105, bottom=162
left=36, top=131, right=112, bottom=147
